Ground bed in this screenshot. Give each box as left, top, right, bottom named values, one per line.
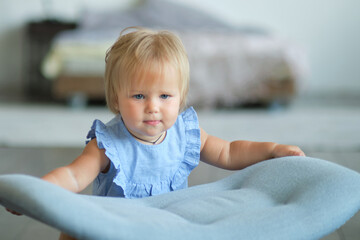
left=41, top=0, right=308, bottom=108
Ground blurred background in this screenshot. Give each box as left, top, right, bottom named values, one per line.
left=0, top=0, right=360, bottom=100
left=0, top=0, right=359, bottom=239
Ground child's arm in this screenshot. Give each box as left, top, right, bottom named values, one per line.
left=200, top=128, right=305, bottom=170
left=6, top=139, right=108, bottom=216
left=42, top=139, right=109, bottom=193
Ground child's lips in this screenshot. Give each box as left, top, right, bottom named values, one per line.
left=144, top=120, right=161, bottom=126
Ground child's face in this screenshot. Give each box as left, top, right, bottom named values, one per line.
left=117, top=64, right=181, bottom=142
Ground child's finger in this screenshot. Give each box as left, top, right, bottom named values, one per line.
left=290, top=149, right=306, bottom=157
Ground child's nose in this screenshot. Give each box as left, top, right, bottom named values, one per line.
left=146, top=98, right=159, bottom=113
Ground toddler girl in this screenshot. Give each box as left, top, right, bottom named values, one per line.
left=8, top=26, right=305, bottom=207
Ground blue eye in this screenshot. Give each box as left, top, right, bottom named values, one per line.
left=160, top=94, right=170, bottom=99
left=133, top=94, right=144, bottom=100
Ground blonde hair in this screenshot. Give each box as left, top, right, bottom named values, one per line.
left=105, top=27, right=189, bottom=114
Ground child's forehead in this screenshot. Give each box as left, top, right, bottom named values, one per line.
left=130, top=62, right=179, bottom=83
left=118, top=59, right=184, bottom=96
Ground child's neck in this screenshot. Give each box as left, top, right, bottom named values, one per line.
left=129, top=130, right=167, bottom=145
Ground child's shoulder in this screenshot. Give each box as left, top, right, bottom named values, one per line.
left=87, top=115, right=123, bottom=140
left=179, top=107, right=198, bottom=121
left=175, top=106, right=200, bottom=142
left=104, top=115, right=122, bottom=127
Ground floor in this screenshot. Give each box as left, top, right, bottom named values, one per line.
left=0, top=98, right=359, bottom=239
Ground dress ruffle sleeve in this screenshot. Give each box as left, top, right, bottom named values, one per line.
left=86, top=118, right=148, bottom=198
left=86, top=119, right=120, bottom=171
left=170, top=107, right=201, bottom=190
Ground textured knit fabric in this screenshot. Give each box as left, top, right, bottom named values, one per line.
left=86, top=107, right=201, bottom=198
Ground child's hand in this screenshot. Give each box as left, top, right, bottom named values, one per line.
left=271, top=144, right=305, bottom=158
left=5, top=208, right=22, bottom=216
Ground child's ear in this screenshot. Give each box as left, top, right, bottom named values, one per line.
left=114, top=101, right=120, bottom=114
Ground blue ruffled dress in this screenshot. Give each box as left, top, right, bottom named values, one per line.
left=86, top=107, right=201, bottom=199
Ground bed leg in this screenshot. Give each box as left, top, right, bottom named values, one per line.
left=67, top=92, right=88, bottom=109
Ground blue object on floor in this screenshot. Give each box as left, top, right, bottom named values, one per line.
left=1, top=157, right=360, bottom=240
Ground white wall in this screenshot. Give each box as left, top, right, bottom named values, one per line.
left=1, top=0, right=360, bottom=98
left=181, top=0, right=360, bottom=97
